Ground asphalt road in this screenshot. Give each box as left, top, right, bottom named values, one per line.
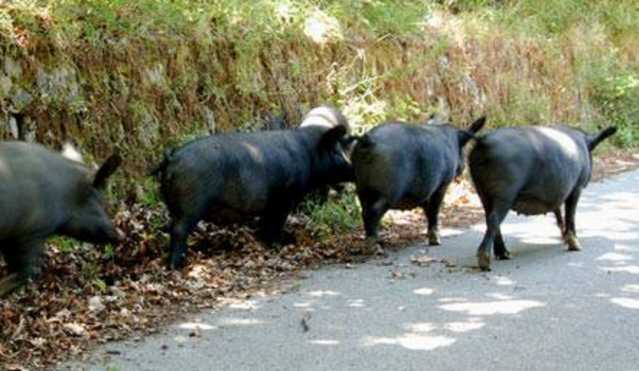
left=62, top=169, right=639, bottom=371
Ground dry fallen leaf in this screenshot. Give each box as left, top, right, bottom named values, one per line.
left=63, top=323, right=87, bottom=337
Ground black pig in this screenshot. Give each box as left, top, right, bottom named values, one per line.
left=0, top=141, right=122, bottom=296
left=153, top=123, right=353, bottom=269
left=469, top=125, right=617, bottom=271
left=300, top=105, right=354, bottom=201
left=352, top=116, right=486, bottom=249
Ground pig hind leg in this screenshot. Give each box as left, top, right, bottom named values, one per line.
left=474, top=185, right=513, bottom=264
left=359, top=190, right=389, bottom=242
left=423, top=184, right=449, bottom=246
left=476, top=192, right=513, bottom=271
left=554, top=208, right=565, bottom=237
left=563, top=188, right=583, bottom=251
left=494, top=229, right=511, bottom=260
left=168, top=214, right=200, bottom=269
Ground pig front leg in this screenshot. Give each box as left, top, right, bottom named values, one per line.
left=423, top=184, right=448, bottom=246
left=0, top=239, right=44, bottom=297
left=259, top=200, right=295, bottom=246
left=563, top=188, right=583, bottom=251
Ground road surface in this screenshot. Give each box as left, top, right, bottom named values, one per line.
left=62, top=169, right=639, bottom=371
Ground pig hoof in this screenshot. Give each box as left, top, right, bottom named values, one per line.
left=280, top=232, right=296, bottom=246
left=564, top=232, right=582, bottom=251
left=495, top=249, right=511, bottom=260
left=168, top=256, right=186, bottom=270
left=567, top=243, right=582, bottom=252
left=427, top=230, right=441, bottom=246
left=365, top=237, right=384, bottom=256
left=477, top=252, right=491, bottom=271
left=566, top=238, right=582, bottom=251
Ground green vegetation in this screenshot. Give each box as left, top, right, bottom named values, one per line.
left=0, top=0, right=637, bottom=176
left=50, top=236, right=78, bottom=253
left=303, top=189, right=361, bottom=239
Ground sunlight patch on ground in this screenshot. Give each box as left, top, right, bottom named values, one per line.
left=228, top=300, right=260, bottom=310
left=362, top=334, right=456, bottom=351
left=596, top=252, right=634, bottom=262
left=600, top=192, right=639, bottom=202
left=440, top=300, right=545, bottom=316
left=610, top=297, right=639, bottom=310
left=438, top=297, right=468, bottom=303
left=309, top=340, right=340, bottom=346
left=347, top=299, right=366, bottom=308
left=187, top=264, right=212, bottom=279
left=386, top=210, right=422, bottom=226
left=306, top=290, right=341, bottom=298
left=294, top=302, right=313, bottom=308
left=444, top=321, right=485, bottom=333
left=178, top=322, right=216, bottom=331
left=439, top=228, right=465, bottom=238
left=600, top=266, right=639, bottom=274
left=520, top=236, right=562, bottom=245
left=621, top=284, right=639, bottom=293
left=413, top=288, right=434, bottom=296
left=614, top=244, right=639, bottom=252
left=406, top=323, right=436, bottom=333
left=217, top=318, right=265, bottom=326
left=486, top=293, right=514, bottom=300
left=493, top=276, right=516, bottom=286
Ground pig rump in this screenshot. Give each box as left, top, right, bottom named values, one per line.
left=352, top=116, right=486, bottom=248
left=469, top=125, right=617, bottom=271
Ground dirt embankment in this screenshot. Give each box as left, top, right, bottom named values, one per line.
left=2, top=2, right=636, bottom=177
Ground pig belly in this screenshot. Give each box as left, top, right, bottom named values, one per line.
left=511, top=196, right=561, bottom=216
left=204, top=207, right=258, bottom=225
left=393, top=197, right=426, bottom=210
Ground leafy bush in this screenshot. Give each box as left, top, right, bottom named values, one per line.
left=303, top=189, right=361, bottom=239
left=587, top=63, right=639, bottom=146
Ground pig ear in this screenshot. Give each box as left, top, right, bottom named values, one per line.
left=319, top=125, right=348, bottom=150
left=467, top=116, right=487, bottom=133
left=93, top=153, right=122, bottom=190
